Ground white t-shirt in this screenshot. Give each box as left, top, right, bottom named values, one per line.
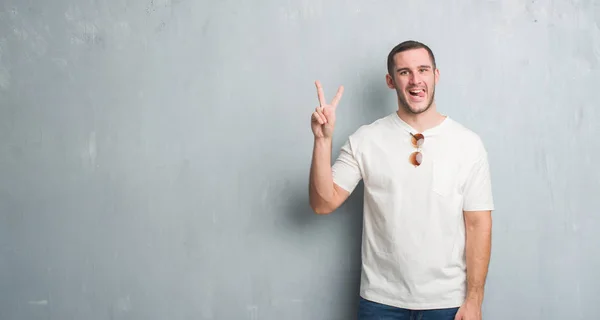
left=332, top=112, right=494, bottom=310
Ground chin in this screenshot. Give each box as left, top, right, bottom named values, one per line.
left=408, top=104, right=429, bottom=114
left=402, top=100, right=431, bottom=114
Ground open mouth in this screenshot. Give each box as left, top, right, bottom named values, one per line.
left=408, top=88, right=426, bottom=98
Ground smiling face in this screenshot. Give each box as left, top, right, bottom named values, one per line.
left=386, top=48, right=439, bottom=115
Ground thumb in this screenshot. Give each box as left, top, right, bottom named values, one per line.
left=453, top=309, right=462, bottom=320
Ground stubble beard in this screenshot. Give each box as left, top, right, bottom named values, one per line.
left=397, top=85, right=435, bottom=115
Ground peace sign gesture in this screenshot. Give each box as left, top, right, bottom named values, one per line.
left=311, top=80, right=344, bottom=139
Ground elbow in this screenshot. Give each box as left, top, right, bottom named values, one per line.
left=309, top=188, right=342, bottom=215
left=312, top=206, right=333, bottom=215
left=309, top=199, right=334, bottom=215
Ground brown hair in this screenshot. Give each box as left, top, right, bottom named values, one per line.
left=387, top=40, right=437, bottom=75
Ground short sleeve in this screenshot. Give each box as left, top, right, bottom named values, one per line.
left=462, top=154, right=495, bottom=212
left=332, top=139, right=362, bottom=193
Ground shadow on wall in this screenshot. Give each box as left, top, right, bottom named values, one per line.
left=284, top=179, right=365, bottom=319
left=362, top=71, right=396, bottom=121
left=274, top=74, right=390, bottom=319
left=346, top=64, right=397, bottom=131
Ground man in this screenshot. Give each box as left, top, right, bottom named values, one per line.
left=308, top=40, right=494, bottom=320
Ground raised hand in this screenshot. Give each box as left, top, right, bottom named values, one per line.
left=311, top=80, right=344, bottom=139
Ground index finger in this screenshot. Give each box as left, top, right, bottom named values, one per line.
left=315, top=80, right=326, bottom=107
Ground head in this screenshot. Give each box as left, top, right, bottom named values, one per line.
left=386, top=41, right=439, bottom=115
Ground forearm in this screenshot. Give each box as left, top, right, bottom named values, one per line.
left=464, top=214, right=492, bottom=305
left=309, top=137, right=335, bottom=212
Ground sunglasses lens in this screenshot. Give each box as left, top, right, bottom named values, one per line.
left=411, top=133, right=424, bottom=147
left=409, top=151, right=422, bottom=166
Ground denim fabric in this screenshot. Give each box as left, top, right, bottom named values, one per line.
left=357, top=297, right=459, bottom=320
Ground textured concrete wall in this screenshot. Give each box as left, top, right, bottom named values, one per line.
left=1, top=0, right=599, bottom=319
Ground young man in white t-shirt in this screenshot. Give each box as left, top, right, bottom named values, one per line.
left=308, top=40, right=494, bottom=320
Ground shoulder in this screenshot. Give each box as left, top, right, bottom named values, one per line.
left=346, top=113, right=396, bottom=145
left=444, top=118, right=489, bottom=160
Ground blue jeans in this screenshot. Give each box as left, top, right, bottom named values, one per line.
left=357, top=297, right=459, bottom=320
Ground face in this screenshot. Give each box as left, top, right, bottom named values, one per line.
left=386, top=48, right=439, bottom=115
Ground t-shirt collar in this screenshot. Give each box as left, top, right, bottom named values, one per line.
left=391, top=111, right=450, bottom=136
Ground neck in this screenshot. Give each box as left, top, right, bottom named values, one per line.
left=396, top=103, right=446, bottom=132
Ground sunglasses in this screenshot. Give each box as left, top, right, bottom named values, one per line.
left=409, top=132, right=424, bottom=166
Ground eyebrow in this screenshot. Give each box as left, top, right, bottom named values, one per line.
left=396, top=65, right=432, bottom=72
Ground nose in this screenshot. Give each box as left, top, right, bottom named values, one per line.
left=409, top=73, right=422, bottom=85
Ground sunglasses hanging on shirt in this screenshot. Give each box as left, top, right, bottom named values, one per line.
left=409, top=132, right=424, bottom=167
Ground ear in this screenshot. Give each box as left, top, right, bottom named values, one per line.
left=434, top=68, right=440, bottom=85
left=386, top=74, right=395, bottom=89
